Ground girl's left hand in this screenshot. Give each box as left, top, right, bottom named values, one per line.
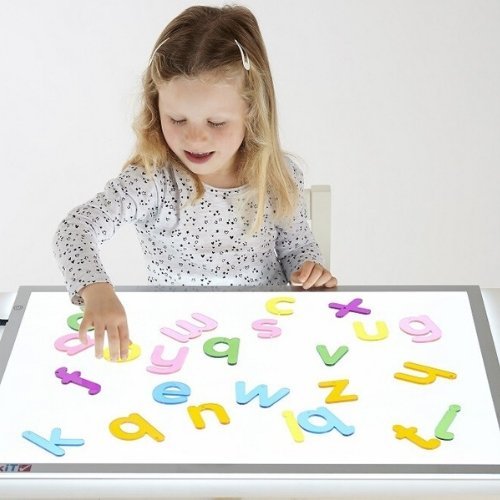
left=290, top=261, right=337, bottom=290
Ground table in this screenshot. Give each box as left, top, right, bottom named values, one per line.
left=0, top=286, right=499, bottom=499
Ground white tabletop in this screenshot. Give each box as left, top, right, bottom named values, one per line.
left=0, top=288, right=499, bottom=499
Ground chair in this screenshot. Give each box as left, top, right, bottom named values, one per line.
left=304, top=185, right=331, bottom=269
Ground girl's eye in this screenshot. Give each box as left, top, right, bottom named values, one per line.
left=209, top=121, right=226, bottom=128
left=170, top=118, right=186, bottom=125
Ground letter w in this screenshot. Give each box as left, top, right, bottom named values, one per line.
left=235, top=381, right=290, bottom=408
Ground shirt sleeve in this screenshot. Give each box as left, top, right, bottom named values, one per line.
left=52, top=165, right=162, bottom=305
left=275, top=156, right=326, bottom=281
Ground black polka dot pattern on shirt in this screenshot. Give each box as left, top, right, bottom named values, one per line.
left=52, top=156, right=324, bottom=305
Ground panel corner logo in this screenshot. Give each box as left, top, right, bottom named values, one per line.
left=0, top=463, right=33, bottom=472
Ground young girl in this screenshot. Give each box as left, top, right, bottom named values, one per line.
left=53, top=5, right=337, bottom=362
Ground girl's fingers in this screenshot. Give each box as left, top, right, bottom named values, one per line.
left=313, top=272, right=332, bottom=287
left=302, top=263, right=323, bottom=289
left=93, top=323, right=105, bottom=359
left=107, top=325, right=120, bottom=362
left=296, top=261, right=338, bottom=289
left=324, top=276, right=338, bottom=288
left=290, top=261, right=316, bottom=286
left=78, top=316, right=92, bottom=344
left=298, top=261, right=316, bottom=282
left=314, top=272, right=338, bottom=288
left=119, top=321, right=131, bottom=360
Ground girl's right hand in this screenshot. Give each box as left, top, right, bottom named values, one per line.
left=78, top=282, right=130, bottom=361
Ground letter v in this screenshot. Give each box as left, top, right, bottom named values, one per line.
left=316, top=345, right=349, bottom=366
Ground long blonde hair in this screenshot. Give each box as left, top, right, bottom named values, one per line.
left=126, top=5, right=298, bottom=230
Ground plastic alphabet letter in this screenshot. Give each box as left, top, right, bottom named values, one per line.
left=175, top=313, right=218, bottom=338
left=328, top=298, right=371, bottom=318
left=435, top=404, right=461, bottom=440
left=316, top=345, right=349, bottom=366
left=282, top=410, right=305, bottom=443
left=109, top=413, right=165, bottom=442
left=152, top=381, right=191, bottom=405
left=399, top=315, right=442, bottom=343
left=67, top=312, right=94, bottom=332
left=353, top=321, right=389, bottom=341
left=393, top=424, right=441, bottom=450
left=235, top=381, right=290, bottom=408
left=394, top=362, right=457, bottom=385
left=54, top=333, right=95, bottom=355
left=103, top=343, right=141, bottom=362
left=251, top=319, right=282, bottom=338
left=54, top=367, right=101, bottom=395
left=203, top=337, right=240, bottom=365
left=318, top=379, right=358, bottom=404
left=160, top=313, right=218, bottom=343
left=187, top=403, right=230, bottom=429
left=265, top=296, right=296, bottom=316
left=297, top=407, right=355, bottom=436
left=147, top=345, right=189, bottom=374
left=22, top=428, right=85, bottom=457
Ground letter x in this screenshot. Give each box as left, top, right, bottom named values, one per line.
left=328, top=298, right=371, bottom=318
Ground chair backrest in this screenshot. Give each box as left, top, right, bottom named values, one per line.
left=303, top=186, right=331, bottom=269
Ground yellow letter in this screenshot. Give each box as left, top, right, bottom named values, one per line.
left=394, top=362, right=457, bottom=385
left=109, top=413, right=164, bottom=442
left=103, top=343, right=141, bottom=362
left=318, top=379, right=358, bottom=403
left=265, top=296, right=296, bottom=316
left=187, top=403, right=230, bottom=429
left=282, top=410, right=304, bottom=443
left=353, top=321, right=389, bottom=341
left=393, top=424, right=441, bottom=450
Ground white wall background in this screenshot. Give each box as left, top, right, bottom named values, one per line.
left=0, top=0, right=499, bottom=291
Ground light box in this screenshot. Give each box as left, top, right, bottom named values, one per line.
left=0, top=285, right=499, bottom=476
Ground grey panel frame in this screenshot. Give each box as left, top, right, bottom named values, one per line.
left=1, top=285, right=499, bottom=475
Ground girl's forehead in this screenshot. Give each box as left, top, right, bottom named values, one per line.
left=157, top=72, right=246, bottom=112
left=159, top=71, right=242, bottom=93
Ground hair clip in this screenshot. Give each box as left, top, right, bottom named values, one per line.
left=234, top=39, right=251, bottom=71
left=148, top=37, right=169, bottom=67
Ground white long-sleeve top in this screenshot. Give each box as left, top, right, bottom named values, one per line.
left=53, top=156, right=324, bottom=305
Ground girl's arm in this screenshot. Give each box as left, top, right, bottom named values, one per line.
left=52, top=165, right=165, bottom=361
left=275, top=157, right=337, bottom=288
left=53, top=165, right=163, bottom=305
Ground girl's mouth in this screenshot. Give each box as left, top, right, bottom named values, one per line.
left=185, top=151, right=215, bottom=164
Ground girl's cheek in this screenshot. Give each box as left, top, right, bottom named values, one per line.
left=162, top=126, right=179, bottom=143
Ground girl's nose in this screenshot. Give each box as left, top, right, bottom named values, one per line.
left=185, top=123, right=208, bottom=145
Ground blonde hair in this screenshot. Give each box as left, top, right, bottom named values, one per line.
left=126, top=5, right=298, bottom=230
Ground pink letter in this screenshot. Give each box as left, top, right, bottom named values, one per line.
left=251, top=319, right=282, bottom=338
left=399, top=315, right=442, bottom=343
left=147, top=345, right=189, bottom=375
left=54, top=333, right=95, bottom=355
left=160, top=313, right=218, bottom=343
